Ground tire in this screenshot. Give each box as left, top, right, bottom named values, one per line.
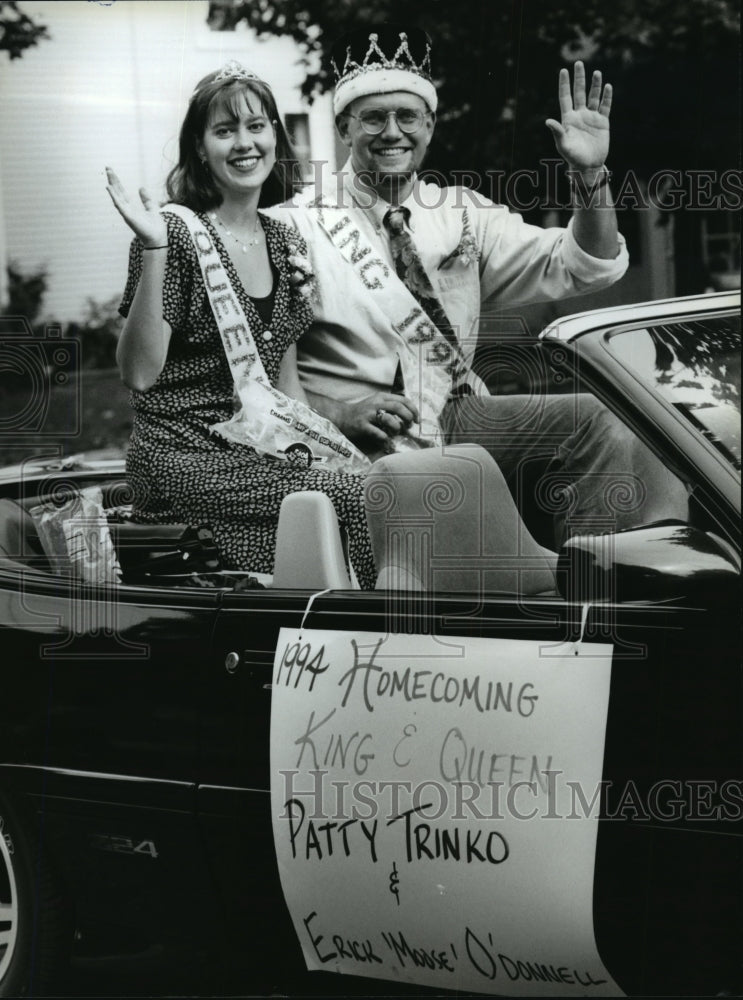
left=0, top=795, right=71, bottom=997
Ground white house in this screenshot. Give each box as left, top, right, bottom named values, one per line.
left=0, top=0, right=338, bottom=321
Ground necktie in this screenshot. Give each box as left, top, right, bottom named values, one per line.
left=382, top=206, right=470, bottom=388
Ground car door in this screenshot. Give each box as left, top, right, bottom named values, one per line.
left=200, top=575, right=740, bottom=997
left=198, top=296, right=741, bottom=996
left=0, top=526, right=224, bottom=956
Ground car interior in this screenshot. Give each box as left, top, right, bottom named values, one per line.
left=0, top=375, right=729, bottom=598
left=0, top=486, right=324, bottom=590
left=0, top=440, right=563, bottom=595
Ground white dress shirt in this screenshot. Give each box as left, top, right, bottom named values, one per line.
left=267, top=160, right=629, bottom=403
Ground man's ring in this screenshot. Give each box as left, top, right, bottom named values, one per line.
left=375, top=408, right=386, bottom=427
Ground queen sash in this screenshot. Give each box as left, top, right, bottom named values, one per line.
left=162, top=204, right=370, bottom=473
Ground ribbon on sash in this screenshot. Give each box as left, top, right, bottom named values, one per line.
left=162, top=204, right=371, bottom=474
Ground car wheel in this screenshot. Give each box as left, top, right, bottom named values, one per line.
left=0, top=795, right=71, bottom=997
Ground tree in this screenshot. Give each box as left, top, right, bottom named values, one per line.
left=1, top=265, right=121, bottom=371
left=0, top=0, right=49, bottom=59
left=209, top=0, right=740, bottom=293
left=208, top=0, right=739, bottom=180
left=64, top=295, right=122, bottom=371
left=3, top=262, right=46, bottom=324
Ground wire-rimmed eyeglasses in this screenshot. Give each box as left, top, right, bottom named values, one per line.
left=347, top=107, right=431, bottom=135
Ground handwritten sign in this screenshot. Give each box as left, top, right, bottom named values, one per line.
left=270, top=628, right=624, bottom=997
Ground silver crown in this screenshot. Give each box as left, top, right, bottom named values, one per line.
left=332, top=31, right=432, bottom=85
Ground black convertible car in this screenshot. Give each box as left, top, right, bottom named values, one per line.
left=0, top=291, right=740, bottom=997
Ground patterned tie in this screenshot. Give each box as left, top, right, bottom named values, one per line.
left=382, top=206, right=470, bottom=389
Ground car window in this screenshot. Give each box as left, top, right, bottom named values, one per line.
left=606, top=314, right=741, bottom=469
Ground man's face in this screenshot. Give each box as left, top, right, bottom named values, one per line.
left=338, top=91, right=435, bottom=184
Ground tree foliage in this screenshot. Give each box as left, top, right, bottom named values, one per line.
left=0, top=0, right=49, bottom=59
left=4, top=261, right=47, bottom=324
left=64, top=296, right=122, bottom=370
left=2, top=265, right=121, bottom=371
left=210, top=0, right=739, bottom=183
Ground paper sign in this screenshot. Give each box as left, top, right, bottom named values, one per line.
left=270, top=628, right=624, bottom=997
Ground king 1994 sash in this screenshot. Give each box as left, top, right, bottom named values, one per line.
left=297, top=190, right=489, bottom=442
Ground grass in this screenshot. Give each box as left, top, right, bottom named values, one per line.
left=0, top=367, right=132, bottom=468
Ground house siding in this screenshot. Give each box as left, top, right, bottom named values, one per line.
left=0, top=0, right=336, bottom=321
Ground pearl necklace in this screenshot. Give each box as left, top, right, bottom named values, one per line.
left=210, top=212, right=262, bottom=252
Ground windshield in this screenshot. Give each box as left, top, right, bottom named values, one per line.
left=606, top=313, right=741, bottom=470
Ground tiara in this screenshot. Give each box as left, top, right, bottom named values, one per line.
left=213, top=60, right=260, bottom=84
left=332, top=31, right=432, bottom=85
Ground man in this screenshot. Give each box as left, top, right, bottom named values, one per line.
left=269, top=24, right=687, bottom=544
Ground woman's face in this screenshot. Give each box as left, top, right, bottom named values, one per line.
left=198, top=90, right=277, bottom=199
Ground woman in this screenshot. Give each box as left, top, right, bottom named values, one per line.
left=106, top=63, right=380, bottom=587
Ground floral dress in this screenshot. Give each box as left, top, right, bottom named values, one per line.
left=119, top=210, right=376, bottom=588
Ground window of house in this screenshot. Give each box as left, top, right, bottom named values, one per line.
left=284, top=113, right=312, bottom=181
left=701, top=213, right=741, bottom=286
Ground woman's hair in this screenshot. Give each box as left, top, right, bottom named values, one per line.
left=166, top=70, right=300, bottom=211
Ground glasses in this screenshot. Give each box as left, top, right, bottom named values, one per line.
left=348, top=108, right=430, bottom=135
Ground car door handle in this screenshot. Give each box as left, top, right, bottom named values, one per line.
left=223, top=648, right=274, bottom=690
left=224, top=651, right=240, bottom=674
